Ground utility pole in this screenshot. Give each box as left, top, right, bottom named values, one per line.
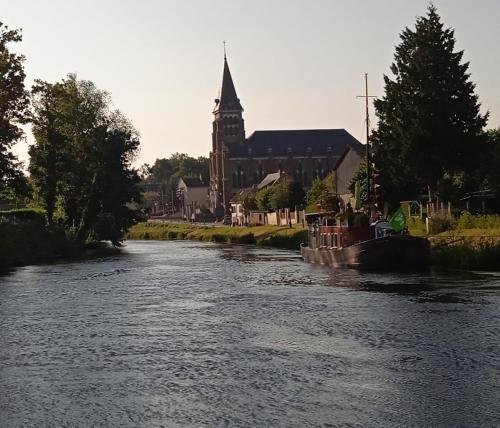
left=357, top=73, right=376, bottom=216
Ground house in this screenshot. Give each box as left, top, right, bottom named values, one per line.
left=177, top=177, right=210, bottom=221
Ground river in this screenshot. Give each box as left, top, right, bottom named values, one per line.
left=1, top=240, right=499, bottom=427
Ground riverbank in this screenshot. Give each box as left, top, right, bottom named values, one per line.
left=0, top=213, right=120, bottom=270
left=127, top=221, right=500, bottom=271
left=126, top=222, right=307, bottom=250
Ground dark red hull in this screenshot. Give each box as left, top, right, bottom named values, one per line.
left=301, top=235, right=430, bottom=271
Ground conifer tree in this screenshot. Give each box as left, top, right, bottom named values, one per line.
left=371, top=5, right=488, bottom=203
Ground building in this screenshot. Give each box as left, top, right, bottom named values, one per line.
left=177, top=177, right=210, bottom=221
left=209, top=55, right=364, bottom=217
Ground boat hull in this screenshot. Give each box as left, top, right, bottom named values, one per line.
left=301, top=235, right=430, bottom=271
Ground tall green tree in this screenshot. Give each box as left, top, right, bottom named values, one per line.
left=0, top=22, right=30, bottom=197
left=29, top=75, right=141, bottom=244
left=371, top=5, right=488, bottom=204
left=306, top=173, right=339, bottom=212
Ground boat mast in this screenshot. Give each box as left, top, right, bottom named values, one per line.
left=357, top=74, right=376, bottom=216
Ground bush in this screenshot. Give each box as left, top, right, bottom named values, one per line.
left=456, top=213, right=500, bottom=230
left=0, top=208, right=46, bottom=225
left=428, top=214, right=453, bottom=234
left=432, top=242, right=500, bottom=270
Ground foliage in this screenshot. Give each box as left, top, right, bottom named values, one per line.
left=427, top=214, right=453, bottom=235
left=348, top=160, right=368, bottom=204
left=239, top=188, right=257, bottom=214
left=456, top=213, right=500, bottom=230
left=254, top=180, right=305, bottom=211
left=140, top=154, right=209, bottom=211
left=0, top=22, right=30, bottom=197
left=431, top=242, right=500, bottom=271
left=482, top=128, right=500, bottom=209
left=0, top=207, right=46, bottom=224
left=371, top=5, right=488, bottom=205
left=306, top=172, right=339, bottom=212
left=29, top=75, right=142, bottom=245
left=268, top=181, right=305, bottom=210
left=255, top=186, right=274, bottom=211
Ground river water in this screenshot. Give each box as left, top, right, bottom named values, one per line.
left=0, top=240, right=499, bottom=427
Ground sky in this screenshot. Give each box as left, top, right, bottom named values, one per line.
left=2, top=0, right=499, bottom=167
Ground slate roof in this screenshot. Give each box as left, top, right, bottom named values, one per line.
left=226, top=129, right=364, bottom=158
left=215, top=57, right=243, bottom=112
left=179, top=177, right=207, bottom=188
left=257, top=172, right=282, bottom=190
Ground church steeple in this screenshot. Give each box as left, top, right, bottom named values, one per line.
left=214, top=56, right=243, bottom=113
left=210, top=52, right=246, bottom=217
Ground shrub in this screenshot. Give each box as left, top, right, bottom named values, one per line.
left=428, top=214, right=453, bottom=234
left=0, top=208, right=46, bottom=225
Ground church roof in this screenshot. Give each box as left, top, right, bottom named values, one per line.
left=215, top=57, right=243, bottom=112
left=227, top=129, right=364, bottom=158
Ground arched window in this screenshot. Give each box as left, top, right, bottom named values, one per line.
left=232, top=172, right=237, bottom=187
left=298, top=163, right=303, bottom=185
left=237, top=165, right=242, bottom=187
left=258, top=164, right=263, bottom=181
left=303, top=171, right=308, bottom=186
left=242, top=171, right=246, bottom=187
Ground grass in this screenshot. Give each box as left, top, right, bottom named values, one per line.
left=127, top=222, right=308, bottom=250
left=128, top=216, right=500, bottom=271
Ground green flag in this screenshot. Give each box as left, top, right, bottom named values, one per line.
left=389, top=206, right=406, bottom=232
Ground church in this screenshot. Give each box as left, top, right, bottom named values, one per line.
left=209, top=55, right=365, bottom=216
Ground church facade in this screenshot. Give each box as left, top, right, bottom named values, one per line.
left=209, top=56, right=364, bottom=216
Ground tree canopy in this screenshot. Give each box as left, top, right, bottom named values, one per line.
left=371, top=5, right=488, bottom=204
left=0, top=22, right=30, bottom=197
left=29, top=75, right=141, bottom=244
left=306, top=172, right=339, bottom=212
left=254, top=180, right=305, bottom=211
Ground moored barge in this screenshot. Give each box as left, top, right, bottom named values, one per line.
left=301, top=212, right=430, bottom=271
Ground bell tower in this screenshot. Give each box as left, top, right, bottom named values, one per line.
left=209, top=53, right=245, bottom=216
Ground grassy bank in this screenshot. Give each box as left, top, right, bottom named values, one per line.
left=128, top=220, right=500, bottom=271
left=126, top=222, right=308, bottom=250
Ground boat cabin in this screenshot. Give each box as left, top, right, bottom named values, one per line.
left=305, top=213, right=396, bottom=250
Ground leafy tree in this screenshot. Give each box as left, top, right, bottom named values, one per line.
left=268, top=181, right=306, bottom=210
left=0, top=22, right=30, bottom=196
left=483, top=128, right=500, bottom=209
left=306, top=173, right=339, bottom=212
left=29, top=75, right=141, bottom=245
left=255, top=186, right=274, bottom=211
left=30, top=81, right=68, bottom=224
left=269, top=181, right=291, bottom=210
left=289, top=181, right=306, bottom=209
left=240, top=188, right=257, bottom=214
left=371, top=5, right=488, bottom=204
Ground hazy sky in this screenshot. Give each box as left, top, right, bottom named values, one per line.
left=2, top=0, right=499, bottom=167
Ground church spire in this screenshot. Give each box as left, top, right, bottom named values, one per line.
left=216, top=54, right=243, bottom=112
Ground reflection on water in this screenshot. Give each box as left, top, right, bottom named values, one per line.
left=0, top=240, right=499, bottom=427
